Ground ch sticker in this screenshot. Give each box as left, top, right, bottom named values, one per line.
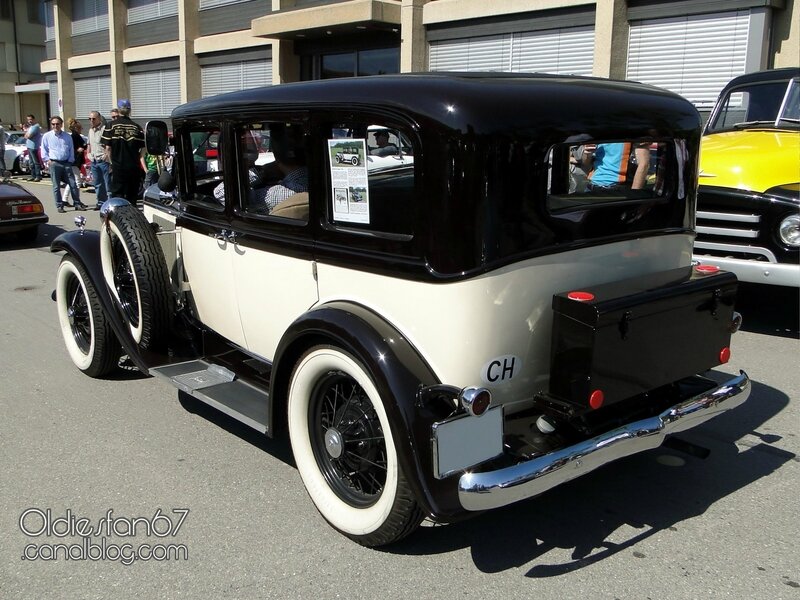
left=481, top=355, right=521, bottom=384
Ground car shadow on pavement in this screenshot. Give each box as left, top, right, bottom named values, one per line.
left=736, top=283, right=799, bottom=339
left=177, top=390, right=297, bottom=468
left=0, top=222, right=66, bottom=251
left=390, top=376, right=794, bottom=575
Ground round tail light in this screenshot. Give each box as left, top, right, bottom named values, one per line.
left=459, top=387, right=492, bottom=417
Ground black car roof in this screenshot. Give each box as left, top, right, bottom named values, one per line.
left=171, top=72, right=699, bottom=138
left=719, top=67, right=800, bottom=92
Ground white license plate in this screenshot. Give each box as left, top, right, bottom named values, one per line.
left=432, top=406, right=503, bottom=479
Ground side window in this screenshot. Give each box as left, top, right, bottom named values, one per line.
left=238, top=121, right=309, bottom=222
left=327, top=122, right=415, bottom=236
left=183, top=126, right=223, bottom=209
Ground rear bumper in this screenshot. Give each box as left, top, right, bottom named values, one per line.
left=458, top=370, right=750, bottom=511
left=693, top=253, right=799, bottom=287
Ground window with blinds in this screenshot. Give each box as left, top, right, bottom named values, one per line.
left=44, top=1, right=55, bottom=41
left=74, top=76, right=112, bottom=120
left=72, top=0, right=109, bottom=35
left=627, top=11, right=750, bottom=110
left=199, top=0, right=249, bottom=9
left=429, top=26, right=595, bottom=75
left=49, top=81, right=59, bottom=118
left=130, top=69, right=181, bottom=119
left=128, top=0, right=178, bottom=25
left=201, top=59, right=272, bottom=98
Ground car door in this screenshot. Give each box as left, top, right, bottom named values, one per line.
left=224, top=118, right=319, bottom=360
left=177, top=124, right=248, bottom=348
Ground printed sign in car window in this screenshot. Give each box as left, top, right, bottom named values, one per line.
left=328, top=138, right=370, bottom=224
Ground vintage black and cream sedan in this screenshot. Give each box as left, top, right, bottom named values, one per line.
left=52, top=73, right=750, bottom=547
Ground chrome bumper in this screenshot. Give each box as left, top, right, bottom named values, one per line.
left=458, top=371, right=751, bottom=511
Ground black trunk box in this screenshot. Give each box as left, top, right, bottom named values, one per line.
left=549, top=267, right=737, bottom=408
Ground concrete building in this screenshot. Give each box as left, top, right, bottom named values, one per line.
left=24, top=0, right=800, bottom=125
left=0, top=0, right=48, bottom=129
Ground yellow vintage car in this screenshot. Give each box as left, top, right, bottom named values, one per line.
left=694, top=67, right=800, bottom=287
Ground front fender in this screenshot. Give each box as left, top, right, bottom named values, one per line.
left=51, top=230, right=154, bottom=374
left=270, top=301, right=467, bottom=521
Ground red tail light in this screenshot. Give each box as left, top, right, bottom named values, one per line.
left=568, top=291, right=595, bottom=302
left=719, top=347, right=731, bottom=364
left=589, top=389, right=604, bottom=410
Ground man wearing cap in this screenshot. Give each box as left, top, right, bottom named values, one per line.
left=101, top=99, right=145, bottom=204
left=369, top=129, right=398, bottom=157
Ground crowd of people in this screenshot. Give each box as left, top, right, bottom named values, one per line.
left=13, top=99, right=148, bottom=213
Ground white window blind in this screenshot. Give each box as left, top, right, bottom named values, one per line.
left=201, top=59, right=272, bottom=98
left=199, top=0, right=248, bottom=9
left=72, top=0, right=109, bottom=35
left=128, top=0, right=178, bottom=25
left=429, top=26, right=594, bottom=75
left=627, top=11, right=750, bottom=110
left=130, top=69, right=181, bottom=119
left=74, top=76, right=112, bottom=120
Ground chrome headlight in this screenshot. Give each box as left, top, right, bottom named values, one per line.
left=779, top=214, right=800, bottom=246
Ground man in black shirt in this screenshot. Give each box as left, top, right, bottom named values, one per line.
left=101, top=99, right=144, bottom=204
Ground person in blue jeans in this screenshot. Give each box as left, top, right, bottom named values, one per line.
left=24, top=114, right=43, bottom=181
left=41, top=116, right=88, bottom=212
left=86, top=110, right=111, bottom=209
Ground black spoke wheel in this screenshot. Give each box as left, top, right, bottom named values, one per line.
left=56, top=256, right=120, bottom=377
left=109, top=233, right=140, bottom=329
left=309, top=371, right=387, bottom=507
left=288, top=345, right=423, bottom=547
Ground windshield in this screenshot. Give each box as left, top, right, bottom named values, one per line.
left=706, top=77, right=800, bottom=133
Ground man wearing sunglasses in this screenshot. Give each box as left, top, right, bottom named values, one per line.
left=41, top=116, right=89, bottom=212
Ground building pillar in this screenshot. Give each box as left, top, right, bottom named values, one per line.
left=52, top=0, right=75, bottom=119
left=179, top=0, right=202, bottom=102
left=109, top=0, right=129, bottom=107
left=593, top=0, right=628, bottom=80
left=400, top=0, right=429, bottom=73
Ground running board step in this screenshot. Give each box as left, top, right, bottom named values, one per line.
left=151, top=359, right=269, bottom=433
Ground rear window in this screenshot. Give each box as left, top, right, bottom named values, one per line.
left=455, top=135, right=693, bottom=265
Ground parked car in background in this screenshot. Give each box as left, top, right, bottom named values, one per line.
left=2, top=131, right=28, bottom=175
left=694, top=67, right=800, bottom=287
left=52, top=74, right=749, bottom=547
left=0, top=170, right=48, bottom=242
left=19, top=148, right=49, bottom=178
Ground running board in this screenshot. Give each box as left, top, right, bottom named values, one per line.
left=151, top=359, right=269, bottom=433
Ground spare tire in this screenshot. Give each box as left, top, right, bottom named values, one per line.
left=99, top=203, right=173, bottom=350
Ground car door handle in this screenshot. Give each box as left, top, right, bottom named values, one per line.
left=208, top=229, right=228, bottom=242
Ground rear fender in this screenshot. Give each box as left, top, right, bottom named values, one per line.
left=271, top=301, right=467, bottom=520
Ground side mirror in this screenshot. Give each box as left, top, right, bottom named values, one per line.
left=146, top=120, right=169, bottom=155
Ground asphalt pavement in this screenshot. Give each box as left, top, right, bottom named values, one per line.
left=0, top=177, right=798, bottom=599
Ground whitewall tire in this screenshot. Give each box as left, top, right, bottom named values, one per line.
left=99, top=204, right=172, bottom=350
left=288, top=346, right=422, bottom=546
left=56, top=256, right=120, bottom=377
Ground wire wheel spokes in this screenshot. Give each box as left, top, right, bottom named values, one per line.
left=310, top=372, right=388, bottom=507
left=66, top=274, right=92, bottom=353
left=109, top=233, right=139, bottom=327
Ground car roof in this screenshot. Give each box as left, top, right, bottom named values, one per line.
left=171, top=72, right=697, bottom=138
left=719, top=67, right=800, bottom=92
